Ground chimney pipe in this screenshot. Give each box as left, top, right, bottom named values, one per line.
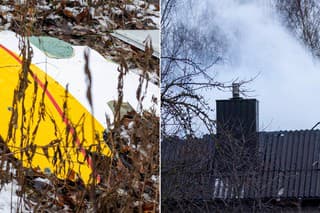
left=232, top=83, right=240, bottom=98
left=216, top=88, right=260, bottom=172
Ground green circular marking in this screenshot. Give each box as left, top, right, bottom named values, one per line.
left=29, top=36, right=74, bottom=59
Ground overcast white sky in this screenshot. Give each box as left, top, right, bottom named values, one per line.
left=177, top=0, right=320, bottom=133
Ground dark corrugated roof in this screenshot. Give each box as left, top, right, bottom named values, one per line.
left=259, top=130, right=320, bottom=198
left=161, top=130, right=320, bottom=200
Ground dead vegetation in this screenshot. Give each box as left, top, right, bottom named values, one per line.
left=0, top=0, right=160, bottom=81
left=0, top=0, right=159, bottom=212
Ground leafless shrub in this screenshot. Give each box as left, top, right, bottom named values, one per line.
left=276, top=0, right=320, bottom=57
left=94, top=39, right=159, bottom=212
left=161, top=0, right=234, bottom=138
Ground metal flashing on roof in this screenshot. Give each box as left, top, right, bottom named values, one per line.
left=111, top=30, right=159, bottom=58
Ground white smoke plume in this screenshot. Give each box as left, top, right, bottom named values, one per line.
left=176, top=0, right=320, bottom=132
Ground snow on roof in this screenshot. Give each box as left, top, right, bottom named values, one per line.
left=111, top=30, right=160, bottom=58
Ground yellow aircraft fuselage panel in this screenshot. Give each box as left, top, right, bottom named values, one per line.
left=0, top=44, right=111, bottom=184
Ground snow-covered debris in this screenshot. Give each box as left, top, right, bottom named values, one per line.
left=151, top=175, right=158, bottom=183
left=0, top=0, right=159, bottom=76
left=36, top=4, right=51, bottom=11
left=33, top=177, right=51, bottom=186
left=0, top=5, right=13, bottom=13
left=0, top=181, right=31, bottom=212
left=125, top=4, right=137, bottom=12
left=111, top=30, right=160, bottom=58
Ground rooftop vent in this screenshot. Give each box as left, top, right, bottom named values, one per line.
left=232, top=83, right=240, bottom=99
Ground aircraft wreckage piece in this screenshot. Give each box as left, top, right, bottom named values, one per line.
left=111, top=30, right=160, bottom=58
left=0, top=31, right=159, bottom=184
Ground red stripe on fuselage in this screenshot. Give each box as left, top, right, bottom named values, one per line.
left=0, top=44, right=99, bottom=182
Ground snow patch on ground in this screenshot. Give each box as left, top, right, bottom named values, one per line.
left=0, top=5, right=13, bottom=12
left=0, top=181, right=31, bottom=212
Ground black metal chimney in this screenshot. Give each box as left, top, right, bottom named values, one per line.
left=216, top=84, right=259, bottom=144
left=215, top=85, right=259, bottom=189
